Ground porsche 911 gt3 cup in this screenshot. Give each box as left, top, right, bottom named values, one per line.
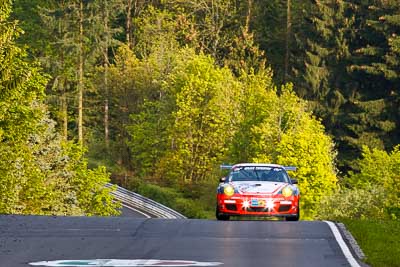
left=216, top=163, right=300, bottom=221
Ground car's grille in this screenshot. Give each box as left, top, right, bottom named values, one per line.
left=225, top=204, right=237, bottom=211
left=278, top=205, right=291, bottom=212
left=246, top=207, right=267, bottom=212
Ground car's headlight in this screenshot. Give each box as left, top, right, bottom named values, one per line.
left=282, top=186, right=293, bottom=197
left=224, top=185, right=235, bottom=196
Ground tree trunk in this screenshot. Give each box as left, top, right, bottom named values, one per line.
left=104, top=0, right=110, bottom=150
left=126, top=0, right=133, bottom=49
left=245, top=0, right=253, bottom=35
left=78, top=0, right=84, bottom=144
left=59, top=2, right=68, bottom=141
left=59, top=48, right=68, bottom=141
left=61, top=78, right=68, bottom=141
left=284, top=0, right=291, bottom=83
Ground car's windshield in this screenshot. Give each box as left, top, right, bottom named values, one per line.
left=229, top=167, right=289, bottom=183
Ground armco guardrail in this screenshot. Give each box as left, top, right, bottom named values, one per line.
left=107, top=184, right=187, bottom=219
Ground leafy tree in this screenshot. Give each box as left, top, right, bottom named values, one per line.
left=132, top=5, right=180, bottom=58
left=1, top=0, right=46, bottom=212
left=108, top=44, right=176, bottom=169
left=158, top=49, right=241, bottom=185
left=274, top=91, right=338, bottom=219
left=128, top=100, right=171, bottom=179
left=346, top=146, right=400, bottom=218
left=0, top=1, right=120, bottom=215
left=63, top=143, right=121, bottom=216
left=228, top=69, right=275, bottom=162
left=229, top=73, right=338, bottom=219
left=132, top=1, right=266, bottom=73
left=320, top=145, right=400, bottom=220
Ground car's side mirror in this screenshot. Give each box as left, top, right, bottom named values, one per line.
left=219, top=177, right=226, bottom=183
left=290, top=178, right=298, bottom=184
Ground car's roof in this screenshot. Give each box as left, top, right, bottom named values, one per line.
left=232, top=163, right=284, bottom=169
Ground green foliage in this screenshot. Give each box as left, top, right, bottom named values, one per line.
left=133, top=5, right=180, bottom=58
left=347, top=146, right=400, bottom=219
left=228, top=69, right=275, bottom=162
left=0, top=2, right=120, bottom=216
left=9, top=0, right=400, bottom=221
left=128, top=101, right=169, bottom=178
left=63, top=143, right=121, bottom=216
left=10, top=0, right=400, bottom=176
left=137, top=183, right=212, bottom=219
left=0, top=115, right=121, bottom=216
left=319, top=146, right=400, bottom=221
left=123, top=44, right=338, bottom=219
left=109, top=44, right=177, bottom=171
left=230, top=76, right=338, bottom=219
left=125, top=48, right=242, bottom=186
left=1, top=0, right=47, bottom=213
left=274, top=100, right=338, bottom=219
left=159, top=50, right=241, bottom=185
left=318, top=187, right=387, bottom=220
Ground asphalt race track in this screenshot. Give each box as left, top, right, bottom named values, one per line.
left=0, top=215, right=360, bottom=267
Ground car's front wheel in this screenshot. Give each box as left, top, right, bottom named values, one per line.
left=285, top=205, right=300, bottom=221
left=216, top=206, right=230, bottom=221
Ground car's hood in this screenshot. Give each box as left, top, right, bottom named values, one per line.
left=231, top=181, right=287, bottom=194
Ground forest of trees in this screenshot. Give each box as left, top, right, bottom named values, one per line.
left=1, top=0, right=399, bottom=219
left=0, top=0, right=120, bottom=215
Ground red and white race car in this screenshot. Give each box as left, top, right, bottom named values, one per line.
left=216, top=163, right=300, bottom=221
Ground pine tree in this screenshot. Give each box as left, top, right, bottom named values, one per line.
left=297, top=0, right=390, bottom=170
left=253, top=0, right=313, bottom=84
left=348, top=0, right=400, bottom=154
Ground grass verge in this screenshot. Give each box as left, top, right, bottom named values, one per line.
left=342, top=219, right=400, bottom=267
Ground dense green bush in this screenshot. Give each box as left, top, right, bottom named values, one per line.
left=318, top=145, right=400, bottom=220
left=317, top=187, right=387, bottom=220
left=136, top=183, right=213, bottom=219
left=138, top=183, right=179, bottom=208
left=173, top=198, right=210, bottom=219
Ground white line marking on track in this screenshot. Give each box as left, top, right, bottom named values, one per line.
left=29, top=259, right=223, bottom=266
left=324, top=221, right=361, bottom=267
left=122, top=203, right=151, bottom=218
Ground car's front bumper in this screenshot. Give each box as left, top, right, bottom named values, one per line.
left=217, top=193, right=299, bottom=217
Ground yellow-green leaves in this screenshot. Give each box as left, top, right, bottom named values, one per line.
left=346, top=146, right=400, bottom=219
left=162, top=50, right=241, bottom=185
left=230, top=79, right=338, bottom=219
left=0, top=2, right=120, bottom=216
left=318, top=145, right=400, bottom=220
left=125, top=47, right=339, bottom=220
left=275, top=110, right=337, bottom=219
